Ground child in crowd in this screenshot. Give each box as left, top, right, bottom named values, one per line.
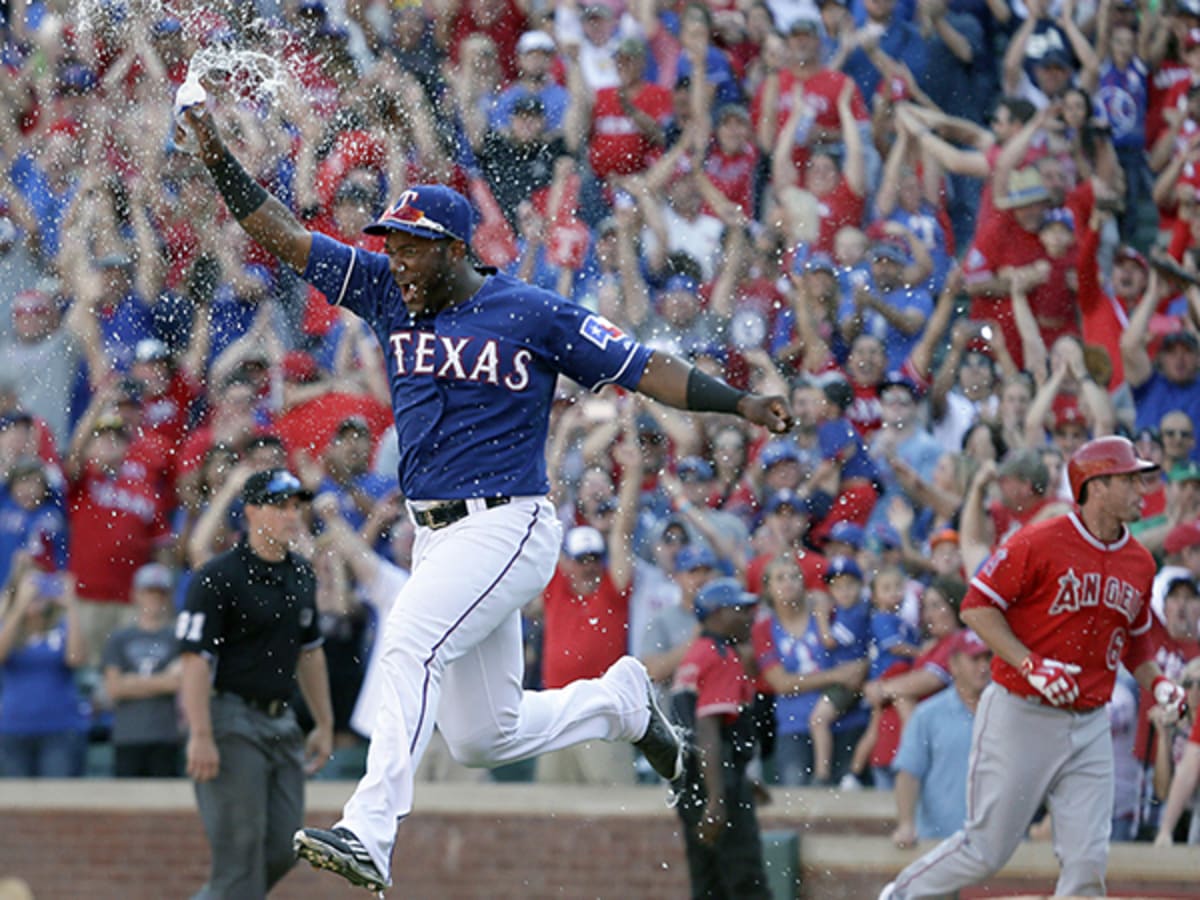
left=843, top=565, right=922, bottom=789
left=809, top=556, right=871, bottom=785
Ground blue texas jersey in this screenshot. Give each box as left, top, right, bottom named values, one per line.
left=303, top=233, right=653, bottom=500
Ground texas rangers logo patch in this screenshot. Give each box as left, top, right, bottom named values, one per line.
left=580, top=314, right=626, bottom=349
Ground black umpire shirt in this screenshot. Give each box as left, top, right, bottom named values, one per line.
left=178, top=539, right=322, bottom=703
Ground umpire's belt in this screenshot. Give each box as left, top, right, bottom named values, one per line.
left=215, top=690, right=289, bottom=718
left=408, top=496, right=510, bottom=530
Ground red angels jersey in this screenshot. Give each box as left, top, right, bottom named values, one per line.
left=673, top=634, right=755, bottom=725
left=963, top=512, right=1158, bottom=709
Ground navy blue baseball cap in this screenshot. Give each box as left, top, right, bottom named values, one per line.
left=823, top=555, right=864, bottom=583
left=364, top=185, right=475, bottom=243
left=693, top=577, right=757, bottom=622
left=1040, top=207, right=1076, bottom=232
left=242, top=468, right=314, bottom=506
left=826, top=521, right=865, bottom=549
left=764, top=489, right=812, bottom=516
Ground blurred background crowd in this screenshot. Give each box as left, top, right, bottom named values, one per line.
left=1, top=0, right=1200, bottom=850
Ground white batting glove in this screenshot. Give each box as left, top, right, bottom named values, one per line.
left=1020, top=654, right=1082, bottom=707
left=1152, top=675, right=1187, bottom=725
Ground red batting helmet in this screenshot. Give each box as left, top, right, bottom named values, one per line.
left=1067, top=436, right=1159, bottom=502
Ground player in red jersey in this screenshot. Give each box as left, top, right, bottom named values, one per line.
left=881, top=436, right=1188, bottom=900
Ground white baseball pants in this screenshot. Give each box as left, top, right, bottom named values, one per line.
left=337, top=497, right=651, bottom=878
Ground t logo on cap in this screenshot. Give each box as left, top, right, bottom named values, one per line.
left=364, top=185, right=475, bottom=244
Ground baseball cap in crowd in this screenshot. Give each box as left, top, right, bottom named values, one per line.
left=1159, top=330, right=1200, bottom=352
left=1187, top=27, right=1200, bottom=49
left=152, top=17, right=183, bottom=36
left=134, top=337, right=172, bottom=364
left=1037, top=47, right=1074, bottom=68
left=1180, top=0, right=1200, bottom=17
left=1040, top=207, right=1076, bottom=232
left=870, top=522, right=903, bottom=551
left=614, top=37, right=647, bottom=57
left=995, top=168, right=1050, bottom=210
left=826, top=520, right=865, bottom=550
left=581, top=3, right=614, bottom=18
left=871, top=239, right=909, bottom=265
left=930, top=528, right=959, bottom=550
left=804, top=252, right=837, bottom=275
left=676, top=456, right=715, bottom=482
left=788, top=14, right=821, bottom=34
left=1165, top=521, right=1200, bottom=554
left=997, top=448, right=1051, bottom=493
left=133, top=562, right=174, bottom=593
left=364, top=185, right=475, bottom=243
left=717, top=103, right=750, bottom=124
left=764, top=489, right=811, bottom=516
left=693, top=577, right=757, bottom=622
left=1052, top=395, right=1086, bottom=432
left=565, top=525, right=607, bottom=560
left=242, top=468, right=314, bottom=506
left=512, top=95, right=546, bottom=117
left=1115, top=245, right=1149, bottom=272
left=1168, top=460, right=1200, bottom=483
left=824, top=555, right=863, bottom=583
left=517, top=30, right=556, bottom=54
left=759, top=439, right=803, bottom=469
left=949, top=628, right=990, bottom=658
left=675, top=544, right=719, bottom=573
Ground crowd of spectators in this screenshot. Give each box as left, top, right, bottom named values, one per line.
left=1, top=0, right=1200, bottom=849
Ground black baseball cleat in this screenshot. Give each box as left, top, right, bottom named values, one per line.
left=634, top=680, right=685, bottom=782
left=293, top=826, right=390, bottom=893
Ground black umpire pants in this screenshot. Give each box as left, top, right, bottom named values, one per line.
left=675, top=771, right=771, bottom=900
left=192, top=693, right=305, bottom=900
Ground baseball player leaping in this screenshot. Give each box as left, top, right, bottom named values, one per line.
left=881, top=436, right=1188, bottom=900
left=179, top=107, right=792, bottom=893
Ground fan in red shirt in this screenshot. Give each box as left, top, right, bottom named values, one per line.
left=584, top=38, right=674, bottom=187
left=65, top=410, right=170, bottom=666
left=536, top=515, right=636, bottom=784
left=750, top=15, right=868, bottom=173
left=962, top=167, right=1053, bottom=372
left=771, top=76, right=867, bottom=256
left=702, top=104, right=760, bottom=218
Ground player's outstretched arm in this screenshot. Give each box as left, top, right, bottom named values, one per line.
left=183, top=106, right=313, bottom=273
left=635, top=352, right=793, bottom=434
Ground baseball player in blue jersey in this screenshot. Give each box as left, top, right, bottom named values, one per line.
left=181, top=105, right=792, bottom=893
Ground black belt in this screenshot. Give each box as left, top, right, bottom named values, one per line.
left=216, top=691, right=289, bottom=718
left=410, top=496, right=510, bottom=530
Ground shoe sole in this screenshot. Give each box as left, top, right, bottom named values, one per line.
left=293, top=831, right=389, bottom=892
left=644, top=684, right=684, bottom=781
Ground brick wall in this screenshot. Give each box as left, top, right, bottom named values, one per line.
left=1, top=782, right=1197, bottom=899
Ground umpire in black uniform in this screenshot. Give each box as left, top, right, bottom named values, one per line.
left=179, top=469, right=334, bottom=899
